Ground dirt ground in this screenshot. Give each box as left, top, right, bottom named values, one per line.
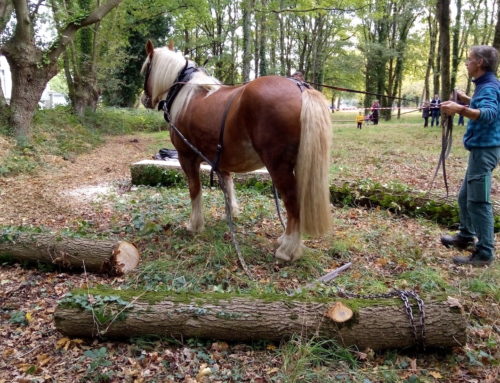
left=1, top=134, right=498, bottom=382
left=0, top=135, right=157, bottom=228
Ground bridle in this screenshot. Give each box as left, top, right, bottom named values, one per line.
left=142, top=58, right=153, bottom=108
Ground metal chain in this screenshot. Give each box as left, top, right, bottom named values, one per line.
left=338, top=288, right=426, bottom=349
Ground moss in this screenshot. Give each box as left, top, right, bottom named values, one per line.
left=329, top=180, right=500, bottom=232
left=130, top=166, right=187, bottom=187
left=63, top=286, right=433, bottom=315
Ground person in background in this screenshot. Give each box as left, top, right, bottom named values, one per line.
left=370, top=100, right=380, bottom=125
left=440, top=45, right=500, bottom=266
left=430, top=94, right=441, bottom=126
left=457, top=99, right=466, bottom=126
left=356, top=111, right=365, bottom=129
left=422, top=101, right=431, bottom=127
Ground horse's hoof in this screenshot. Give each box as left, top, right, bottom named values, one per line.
left=290, top=247, right=304, bottom=262
left=187, top=222, right=204, bottom=233
left=277, top=234, right=285, bottom=245
left=275, top=249, right=292, bottom=262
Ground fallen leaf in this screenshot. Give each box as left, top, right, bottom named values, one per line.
left=446, top=296, right=463, bottom=310
left=429, top=371, right=443, bottom=379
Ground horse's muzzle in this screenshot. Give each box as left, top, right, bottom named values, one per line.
left=141, top=93, right=153, bottom=109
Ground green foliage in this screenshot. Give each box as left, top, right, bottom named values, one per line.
left=329, top=180, right=500, bottom=232
left=277, top=337, right=358, bottom=383
left=60, top=293, right=132, bottom=326
left=8, top=310, right=28, bottom=326
left=131, top=167, right=187, bottom=187
left=81, top=347, right=113, bottom=383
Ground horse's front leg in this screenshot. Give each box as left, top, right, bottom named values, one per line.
left=220, top=171, right=240, bottom=217
left=179, top=155, right=204, bottom=233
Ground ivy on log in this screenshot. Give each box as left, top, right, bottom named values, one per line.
left=55, top=288, right=466, bottom=350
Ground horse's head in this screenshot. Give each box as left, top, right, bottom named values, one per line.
left=141, top=40, right=187, bottom=110
left=141, top=41, right=155, bottom=109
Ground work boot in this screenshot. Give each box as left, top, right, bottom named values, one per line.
left=440, top=234, right=475, bottom=250
left=452, top=251, right=493, bottom=266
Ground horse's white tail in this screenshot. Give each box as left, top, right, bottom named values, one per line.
left=296, top=88, right=332, bottom=236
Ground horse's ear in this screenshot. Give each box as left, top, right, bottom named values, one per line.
left=146, top=40, right=154, bottom=56
left=168, top=39, right=174, bottom=51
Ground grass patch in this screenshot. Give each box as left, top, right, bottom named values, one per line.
left=277, top=337, right=358, bottom=383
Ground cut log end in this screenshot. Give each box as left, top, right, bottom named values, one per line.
left=112, top=241, right=140, bottom=275
left=325, top=302, right=353, bottom=323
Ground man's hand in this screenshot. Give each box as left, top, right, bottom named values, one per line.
left=440, top=100, right=463, bottom=115
left=455, top=90, right=471, bottom=104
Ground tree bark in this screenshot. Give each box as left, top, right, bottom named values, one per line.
left=54, top=291, right=466, bottom=351
left=437, top=0, right=451, bottom=101
left=451, top=0, right=462, bottom=92
left=241, top=0, right=252, bottom=82
left=0, top=233, right=139, bottom=275
left=0, top=0, right=122, bottom=144
left=493, top=0, right=500, bottom=51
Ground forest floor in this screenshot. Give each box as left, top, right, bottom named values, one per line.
left=0, top=122, right=499, bottom=383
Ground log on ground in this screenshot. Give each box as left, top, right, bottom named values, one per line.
left=130, top=159, right=271, bottom=187
left=55, top=290, right=466, bottom=351
left=0, top=233, right=139, bottom=275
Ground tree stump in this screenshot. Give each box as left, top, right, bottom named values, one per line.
left=0, top=233, right=139, bottom=275
left=55, top=289, right=466, bottom=350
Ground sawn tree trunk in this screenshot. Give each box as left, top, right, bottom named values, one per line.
left=0, top=233, right=139, bottom=275
left=55, top=290, right=466, bottom=351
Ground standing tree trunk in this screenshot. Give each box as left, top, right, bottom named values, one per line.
left=493, top=0, right=500, bottom=51
left=0, top=0, right=123, bottom=144
left=451, top=0, right=462, bottom=92
left=241, top=0, right=252, bottom=82
left=438, top=0, right=451, bottom=101
left=258, top=0, right=268, bottom=76
left=424, top=12, right=438, bottom=102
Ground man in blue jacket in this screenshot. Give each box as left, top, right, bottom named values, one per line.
left=440, top=45, right=500, bottom=266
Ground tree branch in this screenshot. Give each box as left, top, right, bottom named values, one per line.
left=48, top=0, right=123, bottom=61
left=0, top=0, right=14, bottom=36
left=29, top=0, right=45, bottom=19
left=12, top=0, right=32, bottom=42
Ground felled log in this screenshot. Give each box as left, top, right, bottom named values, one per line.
left=329, top=180, right=500, bottom=232
left=130, top=159, right=271, bottom=187
left=55, top=289, right=466, bottom=350
left=0, top=233, right=139, bottom=275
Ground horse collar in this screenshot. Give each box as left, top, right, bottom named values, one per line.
left=159, top=60, right=199, bottom=122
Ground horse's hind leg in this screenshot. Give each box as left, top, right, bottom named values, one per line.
left=178, top=155, right=204, bottom=233
left=268, top=165, right=303, bottom=262
left=220, top=171, right=240, bottom=217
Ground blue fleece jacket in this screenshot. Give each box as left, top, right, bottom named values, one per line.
left=463, top=71, right=500, bottom=149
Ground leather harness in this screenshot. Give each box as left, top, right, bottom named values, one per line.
left=159, top=61, right=237, bottom=185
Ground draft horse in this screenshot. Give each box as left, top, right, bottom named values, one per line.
left=142, top=41, right=332, bottom=262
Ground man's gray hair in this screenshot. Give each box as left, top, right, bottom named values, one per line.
left=470, top=45, right=499, bottom=72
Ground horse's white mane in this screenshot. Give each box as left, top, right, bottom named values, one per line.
left=142, top=47, right=221, bottom=123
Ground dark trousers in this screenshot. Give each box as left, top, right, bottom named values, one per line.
left=357, top=123, right=362, bottom=129
left=431, top=114, right=439, bottom=126
left=458, top=147, right=500, bottom=259
left=423, top=117, right=429, bottom=127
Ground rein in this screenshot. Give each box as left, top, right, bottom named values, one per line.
left=158, top=67, right=253, bottom=278
left=428, top=91, right=456, bottom=196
